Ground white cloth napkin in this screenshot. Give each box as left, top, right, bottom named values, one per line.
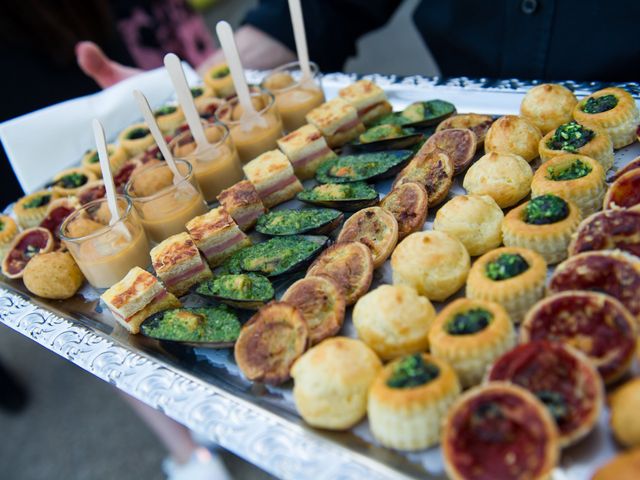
left=0, top=63, right=200, bottom=193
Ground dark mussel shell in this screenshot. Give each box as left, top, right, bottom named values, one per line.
left=255, top=208, right=344, bottom=236
left=371, top=100, right=456, bottom=129
left=343, top=132, right=424, bottom=154
left=194, top=273, right=274, bottom=310
left=297, top=182, right=379, bottom=212
left=315, top=150, right=413, bottom=184
left=139, top=305, right=241, bottom=348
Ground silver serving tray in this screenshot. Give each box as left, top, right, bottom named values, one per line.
left=1, top=74, right=639, bottom=480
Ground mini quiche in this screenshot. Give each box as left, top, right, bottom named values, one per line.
left=539, top=120, right=614, bottom=171
left=568, top=209, right=640, bottom=257
left=81, top=144, right=128, bottom=177
left=520, top=83, right=578, bottom=134
left=548, top=250, right=640, bottom=320
left=0, top=215, right=18, bottom=258
left=336, top=206, right=398, bottom=268
left=51, top=167, right=97, bottom=196
left=521, top=291, right=637, bottom=385
left=368, top=353, right=461, bottom=451
left=502, top=194, right=582, bottom=264
left=604, top=168, right=640, bottom=211
left=487, top=341, right=603, bottom=448
left=423, top=128, right=477, bottom=174
left=281, top=276, right=346, bottom=346
left=428, top=298, right=515, bottom=388
left=393, top=146, right=454, bottom=206
left=14, top=189, right=60, bottom=229
left=530, top=153, right=606, bottom=217
left=573, top=87, right=640, bottom=149
left=117, top=123, right=154, bottom=157
left=234, top=301, right=309, bottom=385
left=1, top=227, right=54, bottom=279
left=466, top=246, right=546, bottom=324
left=306, top=241, right=374, bottom=306
left=484, top=115, right=542, bottom=162
left=436, top=113, right=494, bottom=147
left=442, top=383, right=559, bottom=480
left=380, top=182, right=428, bottom=240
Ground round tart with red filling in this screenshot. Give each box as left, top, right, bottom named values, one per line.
left=612, top=155, right=640, bottom=181
left=548, top=250, right=640, bottom=320
left=568, top=209, right=640, bottom=257
left=76, top=180, right=106, bottom=205
left=604, top=168, right=640, bottom=211
left=487, top=341, right=603, bottom=447
left=1, top=227, right=54, bottom=279
left=39, top=198, right=79, bottom=242
left=521, top=291, right=637, bottom=384
left=442, top=382, right=559, bottom=480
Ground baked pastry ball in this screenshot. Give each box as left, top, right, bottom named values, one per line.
left=539, top=120, right=614, bottom=171
left=433, top=195, right=504, bottom=256
left=367, top=353, right=461, bottom=450
left=22, top=252, right=84, bottom=299
left=14, top=190, right=60, bottom=229
left=573, top=87, right=640, bottom=149
left=502, top=194, right=582, bottom=264
left=531, top=153, right=605, bottom=217
left=519, top=83, right=578, bottom=134
left=592, top=448, right=640, bottom=480
left=484, top=115, right=542, bottom=162
left=568, top=209, right=640, bottom=258
left=0, top=215, right=18, bottom=258
left=391, top=231, right=470, bottom=302
left=353, top=284, right=436, bottom=360
left=290, top=337, right=382, bottom=430
left=428, top=298, right=515, bottom=388
left=466, top=246, right=546, bottom=324
left=463, top=152, right=533, bottom=208
left=609, top=378, right=640, bottom=448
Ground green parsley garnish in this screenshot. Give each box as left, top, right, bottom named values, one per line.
left=546, top=121, right=595, bottom=152
left=23, top=194, right=51, bottom=209
left=582, top=94, right=618, bottom=114
left=386, top=354, right=440, bottom=389
left=446, top=309, right=493, bottom=335
left=547, top=158, right=592, bottom=181
left=125, top=127, right=149, bottom=140
left=211, top=66, right=230, bottom=79
left=524, top=195, right=569, bottom=225
left=154, top=105, right=177, bottom=117
left=485, top=253, right=529, bottom=281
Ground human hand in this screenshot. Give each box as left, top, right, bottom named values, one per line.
left=75, top=41, right=142, bottom=89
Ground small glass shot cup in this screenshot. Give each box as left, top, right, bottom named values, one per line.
left=60, top=196, right=150, bottom=289
left=168, top=122, right=244, bottom=203
left=261, top=61, right=325, bottom=133
left=125, top=159, right=207, bottom=243
left=214, top=87, right=284, bottom=163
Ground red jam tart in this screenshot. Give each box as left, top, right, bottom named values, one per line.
left=1, top=227, right=55, bottom=279
left=568, top=209, right=640, bottom=258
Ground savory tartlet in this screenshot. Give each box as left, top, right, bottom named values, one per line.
left=466, top=246, right=547, bottom=324
left=519, top=83, right=578, bottom=134
left=521, top=291, right=637, bottom=385
left=391, top=231, right=470, bottom=302
left=22, top=251, right=84, bottom=300
left=291, top=337, right=382, bottom=430
left=462, top=151, right=533, bottom=208
left=436, top=113, right=494, bottom=147
left=548, top=250, right=640, bottom=321
left=51, top=168, right=97, bottom=196
left=14, top=190, right=60, bottom=229
left=484, top=115, right=542, bottom=162
left=1, top=227, right=55, bottom=279
left=117, top=123, right=154, bottom=157
left=353, top=284, right=436, bottom=360
left=379, top=182, right=428, bottom=240
left=368, top=353, right=461, bottom=450
left=609, top=378, right=640, bottom=448
left=0, top=215, right=18, bottom=258
left=487, top=341, right=603, bottom=448
left=203, top=63, right=234, bottom=98
left=539, top=120, right=614, bottom=171
left=592, top=448, right=640, bottom=480
left=153, top=104, right=184, bottom=134
left=281, top=276, right=346, bottom=346
left=604, top=167, right=640, bottom=211
left=423, top=128, right=477, bottom=175
left=573, top=87, right=639, bottom=149
left=393, top=146, right=453, bottom=206
left=306, top=241, right=374, bottom=306
left=81, top=144, right=128, bottom=177
left=568, top=209, right=640, bottom=257
left=442, top=382, right=559, bottom=480
left=502, top=194, right=582, bottom=264
left=336, top=206, right=398, bottom=269
left=433, top=194, right=504, bottom=256
left=234, top=301, right=309, bottom=385
left=429, top=298, right=515, bottom=388
left=530, top=153, right=606, bottom=217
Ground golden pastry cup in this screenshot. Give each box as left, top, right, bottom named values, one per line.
left=52, top=167, right=98, bottom=197
left=14, top=189, right=61, bottom=229
left=118, top=123, right=155, bottom=157
left=539, top=121, right=614, bottom=171
left=81, top=144, right=128, bottom=177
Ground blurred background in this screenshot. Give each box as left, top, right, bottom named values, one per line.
left=0, top=1, right=436, bottom=479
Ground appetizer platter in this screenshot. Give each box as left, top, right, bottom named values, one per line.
left=1, top=69, right=640, bottom=480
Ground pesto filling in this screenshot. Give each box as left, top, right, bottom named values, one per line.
left=56, top=173, right=87, bottom=189
left=154, top=105, right=177, bottom=116
left=386, top=354, right=440, bottom=389
left=141, top=306, right=240, bottom=343
left=524, top=195, right=569, bottom=225
left=546, top=158, right=592, bottom=181
left=0, top=220, right=4, bottom=231
left=359, top=124, right=405, bottom=144
left=446, top=308, right=493, bottom=335
left=88, top=151, right=100, bottom=163
left=196, top=273, right=273, bottom=302
left=23, top=194, right=51, bottom=209
left=190, top=87, right=204, bottom=98
left=485, top=253, right=529, bottom=281
left=212, top=66, right=230, bottom=79
left=536, top=390, right=569, bottom=423
left=298, top=182, right=377, bottom=202
left=582, top=94, right=618, bottom=114
left=546, top=121, right=595, bottom=152
left=256, top=208, right=340, bottom=235
left=125, top=127, right=150, bottom=140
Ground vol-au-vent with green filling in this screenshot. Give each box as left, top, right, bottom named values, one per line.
left=485, top=253, right=530, bottom=281
left=446, top=308, right=493, bottom=335
left=386, top=354, right=439, bottom=389
left=539, top=119, right=613, bottom=170
left=546, top=158, right=592, bottom=181
left=581, top=94, right=618, bottom=114
left=524, top=195, right=569, bottom=225
left=545, top=121, right=595, bottom=153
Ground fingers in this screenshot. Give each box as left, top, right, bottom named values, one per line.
left=75, top=41, right=142, bottom=89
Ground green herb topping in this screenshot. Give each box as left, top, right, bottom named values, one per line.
left=359, top=124, right=405, bottom=144
left=386, top=354, right=440, bottom=389
left=546, top=121, right=595, bottom=152
left=582, top=94, right=618, bottom=114
left=0, top=220, right=4, bottom=231
left=298, top=182, right=378, bottom=202
left=212, top=66, right=230, bottom=79
left=154, top=105, right=177, bottom=117
left=536, top=390, right=569, bottom=423
left=316, top=150, right=411, bottom=184
left=56, top=172, right=87, bottom=189
left=23, top=194, right=51, bottom=209
left=196, top=273, right=274, bottom=302
left=141, top=306, right=241, bottom=343
left=190, top=87, right=204, bottom=98
left=446, top=308, right=493, bottom=335
left=88, top=151, right=100, bottom=163
left=485, top=253, right=529, bottom=281
left=547, top=158, right=592, bottom=181
left=256, top=208, right=341, bottom=236
left=125, top=127, right=150, bottom=140
left=524, top=195, right=569, bottom=225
